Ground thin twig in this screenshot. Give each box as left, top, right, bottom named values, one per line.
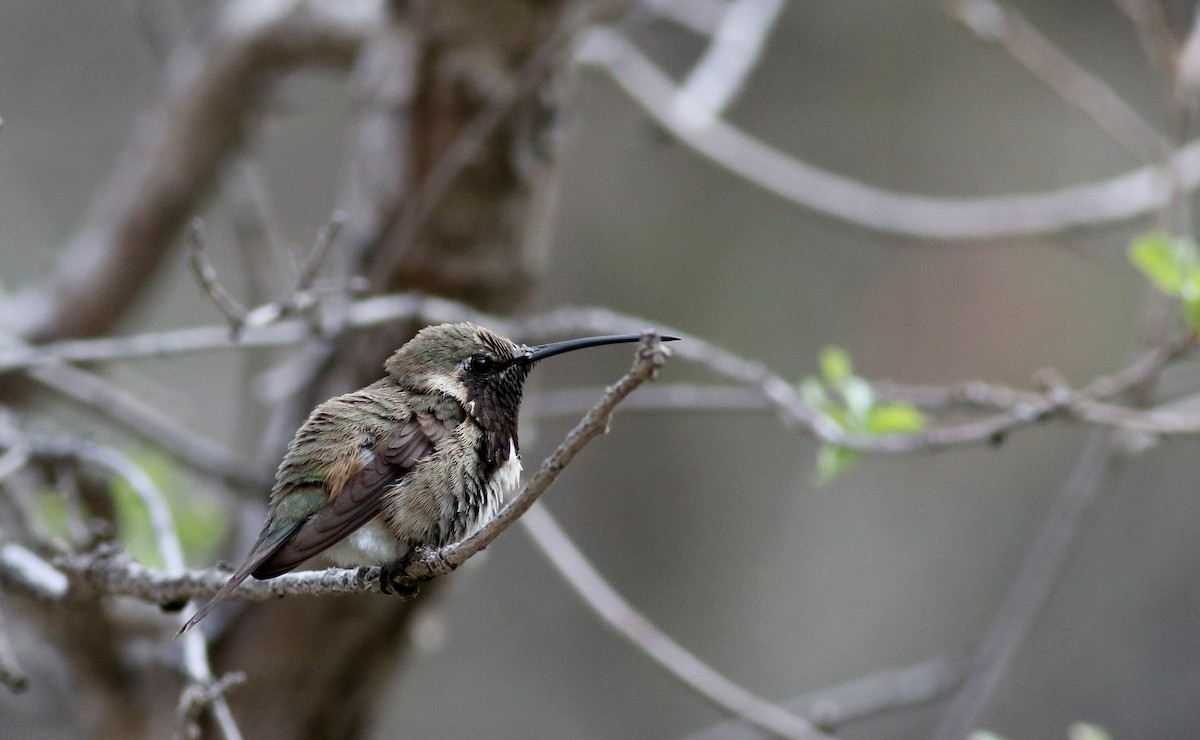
left=6, top=297, right=1200, bottom=459
left=951, top=0, right=1169, bottom=162
left=522, top=502, right=829, bottom=740
left=37, top=551, right=379, bottom=604
left=187, top=219, right=249, bottom=333
left=0, top=543, right=69, bottom=601
left=403, top=332, right=673, bottom=578
left=25, top=362, right=260, bottom=489
left=293, top=211, right=345, bottom=297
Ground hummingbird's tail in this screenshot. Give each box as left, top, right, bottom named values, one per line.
left=176, top=525, right=297, bottom=637
left=176, top=568, right=256, bottom=636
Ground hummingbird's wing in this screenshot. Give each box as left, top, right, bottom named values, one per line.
left=250, top=420, right=443, bottom=577
left=178, top=416, right=444, bottom=635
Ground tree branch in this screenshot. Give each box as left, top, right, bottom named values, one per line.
left=522, top=502, right=830, bottom=740
left=932, top=431, right=1118, bottom=739
left=950, top=0, right=1169, bottom=162
left=401, top=331, right=674, bottom=578
left=577, top=25, right=1200, bottom=239
left=682, top=653, right=964, bottom=740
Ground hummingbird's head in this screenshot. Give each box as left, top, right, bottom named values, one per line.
left=387, top=322, right=678, bottom=446
left=386, top=323, right=530, bottom=409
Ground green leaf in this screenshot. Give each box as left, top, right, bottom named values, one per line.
left=866, top=402, right=925, bottom=434
left=819, top=346, right=853, bottom=386
left=1129, top=232, right=1187, bottom=294
left=1184, top=295, right=1200, bottom=330
left=842, top=377, right=875, bottom=424
left=815, top=444, right=859, bottom=484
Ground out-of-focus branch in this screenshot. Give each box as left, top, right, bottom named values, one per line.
left=187, top=220, right=250, bottom=333
left=5, top=0, right=381, bottom=341
left=522, top=503, right=830, bottom=740
left=0, top=422, right=244, bottom=738
left=577, top=25, right=1200, bottom=239
left=6, top=297, right=1200, bottom=462
left=951, top=0, right=1168, bottom=162
left=369, top=0, right=632, bottom=285
left=670, top=0, right=786, bottom=130
left=682, top=653, right=964, bottom=740
left=1114, top=0, right=1181, bottom=78
left=87, top=450, right=243, bottom=740
left=932, top=431, right=1118, bottom=740
left=23, top=362, right=261, bottom=489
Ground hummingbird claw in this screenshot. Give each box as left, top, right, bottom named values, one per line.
left=378, top=561, right=421, bottom=597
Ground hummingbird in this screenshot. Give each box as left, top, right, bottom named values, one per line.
left=179, top=322, right=675, bottom=634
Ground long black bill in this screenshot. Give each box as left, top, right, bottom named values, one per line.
left=521, top=333, right=680, bottom=363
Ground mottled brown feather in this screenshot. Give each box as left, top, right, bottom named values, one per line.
left=251, top=415, right=446, bottom=577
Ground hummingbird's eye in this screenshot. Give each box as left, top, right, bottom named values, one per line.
left=465, top=354, right=495, bottom=375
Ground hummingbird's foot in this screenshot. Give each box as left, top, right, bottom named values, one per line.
left=379, top=560, right=421, bottom=597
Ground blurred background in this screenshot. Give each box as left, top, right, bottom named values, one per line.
left=2, top=1, right=1198, bottom=738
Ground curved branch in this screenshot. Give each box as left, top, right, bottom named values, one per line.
left=578, top=27, right=1200, bottom=240
left=522, top=503, right=829, bottom=740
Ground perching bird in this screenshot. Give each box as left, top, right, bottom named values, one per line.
left=179, top=322, right=674, bottom=633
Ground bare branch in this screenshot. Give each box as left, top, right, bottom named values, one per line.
left=932, top=431, right=1117, bottom=740
left=0, top=421, right=245, bottom=738
left=951, top=0, right=1169, bottom=162
left=522, top=503, right=829, bottom=740
left=292, top=211, right=345, bottom=298
left=187, top=220, right=249, bottom=333
left=0, top=544, right=69, bottom=601
left=41, top=552, right=379, bottom=605
left=671, top=0, right=786, bottom=129
left=6, top=296, right=1200, bottom=463
left=24, top=362, right=260, bottom=489
left=682, top=653, right=964, bottom=739
left=84, top=447, right=242, bottom=740
left=577, top=26, right=1200, bottom=239
left=402, top=332, right=673, bottom=578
